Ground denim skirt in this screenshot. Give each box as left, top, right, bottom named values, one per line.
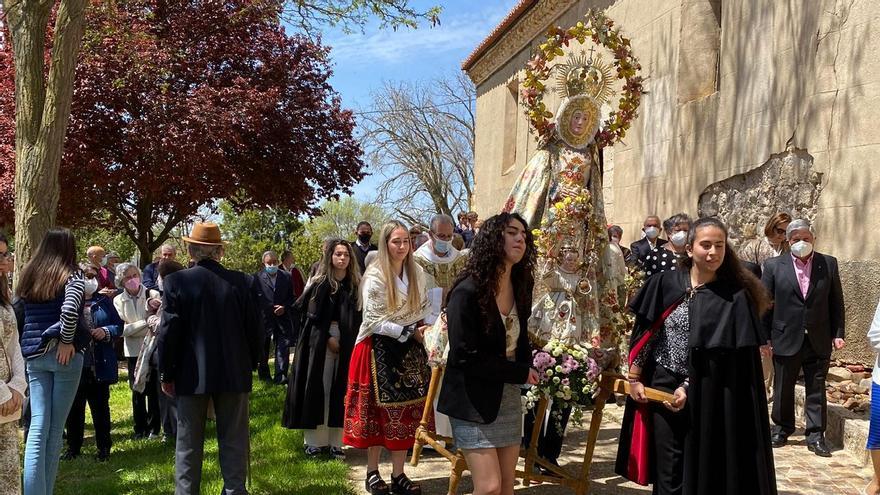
left=449, top=383, right=522, bottom=450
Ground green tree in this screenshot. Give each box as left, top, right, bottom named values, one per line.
left=304, top=196, right=389, bottom=241
left=73, top=223, right=138, bottom=264
left=217, top=201, right=304, bottom=274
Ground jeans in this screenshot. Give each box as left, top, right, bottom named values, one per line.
left=24, top=351, right=84, bottom=495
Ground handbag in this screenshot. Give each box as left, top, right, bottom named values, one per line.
left=423, top=310, right=449, bottom=367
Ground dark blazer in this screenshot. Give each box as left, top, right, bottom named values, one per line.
left=761, top=252, right=845, bottom=357
left=142, top=261, right=159, bottom=292
left=156, top=259, right=263, bottom=395
left=84, top=294, right=124, bottom=384
left=438, top=276, right=531, bottom=424
left=352, top=242, right=378, bottom=275
left=628, top=237, right=667, bottom=265
left=252, top=269, right=295, bottom=338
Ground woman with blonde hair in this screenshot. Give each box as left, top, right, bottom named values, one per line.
left=283, top=239, right=362, bottom=461
left=343, top=221, right=430, bottom=495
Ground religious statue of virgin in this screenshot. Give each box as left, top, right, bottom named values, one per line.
left=503, top=52, right=622, bottom=369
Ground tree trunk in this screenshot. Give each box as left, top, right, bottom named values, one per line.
left=6, top=0, right=88, bottom=277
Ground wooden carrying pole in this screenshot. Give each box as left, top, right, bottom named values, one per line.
left=413, top=369, right=674, bottom=495
left=517, top=373, right=675, bottom=495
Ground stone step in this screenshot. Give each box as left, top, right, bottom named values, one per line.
left=793, top=383, right=870, bottom=465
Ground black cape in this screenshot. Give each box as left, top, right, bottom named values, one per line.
left=282, top=277, right=361, bottom=430
left=615, top=270, right=777, bottom=494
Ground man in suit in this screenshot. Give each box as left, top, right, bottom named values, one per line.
left=761, top=218, right=845, bottom=457
left=156, top=222, right=262, bottom=495
left=253, top=251, right=295, bottom=384
left=142, top=244, right=177, bottom=292
left=352, top=221, right=378, bottom=274
left=627, top=215, right=666, bottom=266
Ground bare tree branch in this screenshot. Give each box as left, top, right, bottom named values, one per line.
left=360, top=73, right=475, bottom=225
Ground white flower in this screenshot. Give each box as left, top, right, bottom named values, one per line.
left=545, top=370, right=554, bottom=377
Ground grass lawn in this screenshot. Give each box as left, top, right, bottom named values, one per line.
left=52, top=372, right=355, bottom=495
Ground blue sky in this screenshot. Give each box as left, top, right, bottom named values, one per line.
left=319, top=0, right=519, bottom=201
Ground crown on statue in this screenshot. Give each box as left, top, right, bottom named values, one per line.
left=555, top=51, right=614, bottom=103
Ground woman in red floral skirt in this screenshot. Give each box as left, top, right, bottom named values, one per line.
left=344, top=220, right=431, bottom=495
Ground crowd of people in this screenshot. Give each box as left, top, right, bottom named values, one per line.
left=0, top=204, right=876, bottom=495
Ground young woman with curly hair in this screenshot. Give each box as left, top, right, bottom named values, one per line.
left=438, top=212, right=541, bottom=495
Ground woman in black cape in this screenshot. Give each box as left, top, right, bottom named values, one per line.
left=616, top=217, right=777, bottom=495
left=283, top=239, right=362, bottom=460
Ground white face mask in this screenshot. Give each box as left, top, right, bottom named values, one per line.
left=790, top=240, right=813, bottom=258
left=670, top=231, right=687, bottom=247
left=644, top=226, right=660, bottom=240
left=83, top=277, right=99, bottom=297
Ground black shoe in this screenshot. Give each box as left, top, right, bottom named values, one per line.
left=273, top=376, right=288, bottom=385
left=131, top=431, right=146, bottom=440
left=304, top=445, right=323, bottom=458
left=807, top=438, right=832, bottom=457
left=60, top=449, right=79, bottom=461
left=770, top=433, right=788, bottom=448
left=365, top=470, right=390, bottom=495
left=95, top=449, right=110, bottom=462
left=390, top=472, right=421, bottom=495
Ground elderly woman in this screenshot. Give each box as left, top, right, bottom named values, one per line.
left=113, top=263, right=161, bottom=439
left=643, top=213, right=691, bottom=278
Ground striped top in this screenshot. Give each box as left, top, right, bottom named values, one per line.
left=59, top=271, right=86, bottom=345
left=32, top=270, right=86, bottom=357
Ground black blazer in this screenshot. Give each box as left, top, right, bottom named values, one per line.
left=628, top=237, right=667, bottom=265
left=437, top=276, right=531, bottom=424
left=352, top=241, right=378, bottom=274
left=156, top=259, right=263, bottom=395
left=761, top=252, right=845, bottom=357
left=252, top=269, right=295, bottom=337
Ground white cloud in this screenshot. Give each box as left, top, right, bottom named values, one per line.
left=326, top=3, right=512, bottom=67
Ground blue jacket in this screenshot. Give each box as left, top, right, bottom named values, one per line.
left=83, top=294, right=124, bottom=383
left=16, top=295, right=88, bottom=358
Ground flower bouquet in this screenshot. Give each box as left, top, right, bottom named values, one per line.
left=523, top=339, right=601, bottom=432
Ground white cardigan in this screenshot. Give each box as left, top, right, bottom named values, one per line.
left=114, top=285, right=160, bottom=357
left=867, top=299, right=880, bottom=386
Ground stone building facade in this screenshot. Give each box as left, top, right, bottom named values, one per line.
left=464, top=0, right=880, bottom=364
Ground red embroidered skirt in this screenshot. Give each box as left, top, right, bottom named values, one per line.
left=343, top=336, right=432, bottom=450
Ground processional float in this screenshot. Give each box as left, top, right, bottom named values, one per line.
left=410, top=9, right=672, bottom=495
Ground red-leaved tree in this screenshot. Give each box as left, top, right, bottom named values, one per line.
left=0, top=0, right=364, bottom=264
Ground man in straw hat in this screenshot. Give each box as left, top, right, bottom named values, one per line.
left=156, top=222, right=262, bottom=495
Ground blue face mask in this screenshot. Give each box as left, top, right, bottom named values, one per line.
left=265, top=265, right=279, bottom=275
left=433, top=239, right=451, bottom=254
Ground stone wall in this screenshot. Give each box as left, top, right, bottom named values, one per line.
left=697, top=148, right=823, bottom=243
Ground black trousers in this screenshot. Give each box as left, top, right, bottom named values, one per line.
left=150, top=351, right=178, bottom=437
left=175, top=393, right=249, bottom=495
left=648, top=365, right=688, bottom=495
left=522, top=401, right=572, bottom=463
left=65, top=368, right=112, bottom=454
left=127, top=357, right=160, bottom=435
left=772, top=339, right=829, bottom=440
left=258, top=323, right=290, bottom=381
